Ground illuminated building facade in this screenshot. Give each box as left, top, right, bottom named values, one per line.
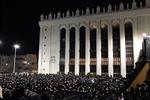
left=38, top=0, right=150, bottom=77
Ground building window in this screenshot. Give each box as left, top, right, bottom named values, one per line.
left=79, top=26, right=86, bottom=58
left=125, top=22, right=134, bottom=73
left=90, top=28, right=97, bottom=58
left=59, top=28, right=66, bottom=73
left=79, top=65, right=85, bottom=75
left=101, top=24, right=108, bottom=66
left=102, top=65, right=108, bottom=75
left=90, top=65, right=96, bottom=73
left=69, top=27, right=75, bottom=59
left=113, top=65, right=121, bottom=77
left=101, top=24, right=108, bottom=58
left=60, top=65, right=65, bottom=73
left=112, top=23, right=120, bottom=58
left=69, top=65, right=75, bottom=74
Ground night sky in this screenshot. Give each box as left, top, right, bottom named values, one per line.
left=0, top=0, right=144, bottom=55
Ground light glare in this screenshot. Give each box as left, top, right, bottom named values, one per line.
left=143, top=33, right=147, bottom=37
left=13, top=44, right=20, bottom=49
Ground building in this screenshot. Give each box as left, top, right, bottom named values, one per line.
left=38, top=0, right=150, bottom=77
left=0, top=54, right=38, bottom=73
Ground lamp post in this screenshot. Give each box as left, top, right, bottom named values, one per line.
left=13, top=44, right=20, bottom=73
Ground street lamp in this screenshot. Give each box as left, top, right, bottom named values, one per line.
left=13, top=44, right=20, bottom=73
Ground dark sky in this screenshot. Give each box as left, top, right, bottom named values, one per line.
left=0, top=0, right=144, bottom=55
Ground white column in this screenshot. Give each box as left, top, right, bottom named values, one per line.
left=65, top=26, right=70, bottom=74
left=133, top=17, right=138, bottom=68
left=75, top=26, right=80, bottom=75
left=108, top=19, right=113, bottom=77
left=85, top=23, right=90, bottom=74
left=120, top=18, right=126, bottom=77
left=96, top=20, right=101, bottom=75
left=38, top=27, right=43, bottom=74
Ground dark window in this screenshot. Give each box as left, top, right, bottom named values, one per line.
left=90, top=65, right=96, bottom=73
left=113, top=24, right=120, bottom=58
left=101, top=26, right=108, bottom=58
left=102, top=65, right=108, bottom=74
left=80, top=26, right=86, bottom=58
left=113, top=65, right=121, bottom=77
left=59, top=28, right=66, bottom=73
left=69, top=28, right=76, bottom=59
left=60, top=65, right=65, bottom=73
left=79, top=65, right=85, bottom=75
left=126, top=65, right=133, bottom=74
left=69, top=65, right=75, bottom=74
left=90, top=28, right=97, bottom=58
left=125, top=22, right=134, bottom=72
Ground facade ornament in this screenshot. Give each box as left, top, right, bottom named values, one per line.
left=81, top=10, right=84, bottom=15
left=96, top=6, right=100, bottom=14
left=127, top=3, right=129, bottom=10
left=140, top=2, right=143, bottom=8
left=45, top=15, right=48, bottom=20
left=86, top=7, right=90, bottom=15
left=146, top=0, right=150, bottom=7
left=57, top=12, right=61, bottom=18
left=92, top=8, right=95, bottom=14
left=62, top=13, right=65, bottom=18
left=108, top=4, right=112, bottom=12
left=66, top=10, right=70, bottom=17
left=48, top=13, right=52, bottom=20
left=103, top=7, right=105, bottom=12
left=40, top=14, right=44, bottom=21
left=76, top=9, right=80, bottom=16
left=132, top=0, right=137, bottom=9
left=114, top=5, right=117, bottom=11
left=119, top=2, right=124, bottom=11
left=71, top=11, right=74, bottom=16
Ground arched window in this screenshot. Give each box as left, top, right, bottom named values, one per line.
left=101, top=24, right=108, bottom=58
left=101, top=24, right=108, bottom=75
left=69, top=27, right=76, bottom=73
left=59, top=28, right=66, bottom=73
left=125, top=22, right=134, bottom=73
left=79, top=26, right=86, bottom=58
left=90, top=27, right=97, bottom=58
left=90, top=24, right=97, bottom=73
left=112, top=23, right=120, bottom=58
left=79, top=65, right=85, bottom=75
left=69, top=27, right=76, bottom=59
left=112, top=22, right=121, bottom=76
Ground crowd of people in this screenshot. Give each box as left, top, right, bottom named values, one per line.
left=0, top=72, right=149, bottom=100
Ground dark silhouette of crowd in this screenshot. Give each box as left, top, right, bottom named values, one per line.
left=0, top=73, right=150, bottom=100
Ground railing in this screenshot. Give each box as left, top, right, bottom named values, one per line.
left=113, top=58, right=120, bottom=65
left=126, top=57, right=134, bottom=66
left=69, top=59, right=75, bottom=65
left=101, top=58, right=108, bottom=65
left=90, top=58, right=96, bottom=65
left=69, top=57, right=134, bottom=66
